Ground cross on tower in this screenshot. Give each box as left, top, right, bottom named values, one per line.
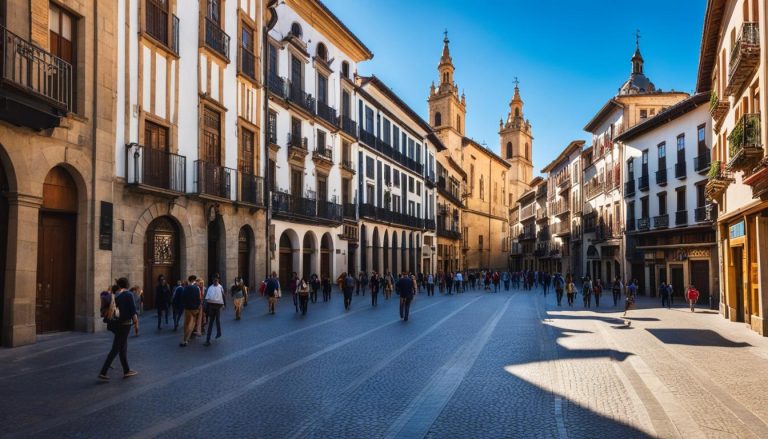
left=635, top=29, right=641, bottom=47
left=513, top=76, right=519, bottom=88
left=443, top=29, right=448, bottom=42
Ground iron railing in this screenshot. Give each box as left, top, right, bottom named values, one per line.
left=638, top=174, right=649, bottom=191
left=316, top=100, right=337, bottom=126
left=204, top=17, right=230, bottom=61
left=340, top=115, right=357, bottom=138
left=145, top=0, right=179, bottom=55
left=268, top=72, right=286, bottom=98
left=287, top=81, right=316, bottom=115
left=729, top=22, right=759, bottom=78
left=359, top=203, right=425, bottom=229
left=238, top=172, right=264, bottom=206
left=239, top=46, right=256, bottom=80
left=656, top=168, right=667, bottom=185
left=125, top=144, right=186, bottom=193
left=313, top=145, right=333, bottom=162
left=675, top=210, right=688, bottom=226
left=675, top=162, right=687, bottom=179
left=637, top=217, right=650, bottom=231
left=653, top=214, right=669, bottom=229
left=0, top=24, right=72, bottom=111
left=694, top=150, right=711, bottom=173
left=194, top=160, right=233, bottom=199
left=624, top=179, right=635, bottom=197
left=343, top=202, right=356, bottom=219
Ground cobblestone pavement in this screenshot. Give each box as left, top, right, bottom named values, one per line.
left=3, top=286, right=768, bottom=438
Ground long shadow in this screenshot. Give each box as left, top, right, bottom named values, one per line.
left=548, top=313, right=660, bottom=325
left=647, top=328, right=751, bottom=348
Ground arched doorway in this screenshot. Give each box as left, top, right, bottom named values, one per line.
left=372, top=227, right=380, bottom=273
left=409, top=232, right=415, bottom=274
left=238, top=226, right=254, bottom=288
left=207, top=214, right=226, bottom=284
left=383, top=231, right=389, bottom=274
left=400, top=231, right=407, bottom=274
left=279, top=232, right=295, bottom=289
left=145, top=216, right=181, bottom=309
left=0, top=160, right=8, bottom=341
left=37, top=167, right=77, bottom=333
left=320, top=233, right=332, bottom=280
left=391, top=232, right=398, bottom=274
left=302, top=231, right=316, bottom=280
left=360, top=225, right=367, bottom=274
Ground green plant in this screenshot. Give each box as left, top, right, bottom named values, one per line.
left=709, top=91, right=719, bottom=112
left=707, top=160, right=721, bottom=179
left=728, top=119, right=745, bottom=157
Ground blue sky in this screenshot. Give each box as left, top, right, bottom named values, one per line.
left=321, top=0, right=705, bottom=174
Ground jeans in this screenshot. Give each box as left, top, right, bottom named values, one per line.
left=371, top=289, right=378, bottom=306
left=182, top=309, right=200, bottom=344
left=172, top=305, right=183, bottom=329
left=157, top=305, right=169, bottom=328
left=100, top=324, right=131, bottom=375
left=344, top=290, right=353, bottom=310
left=583, top=294, right=591, bottom=308
left=310, top=289, right=318, bottom=304
left=299, top=294, right=309, bottom=315
left=323, top=288, right=331, bottom=302
left=567, top=292, right=574, bottom=306
left=504, top=281, right=510, bottom=291
left=594, top=294, right=600, bottom=307
left=446, top=284, right=453, bottom=295
left=293, top=292, right=299, bottom=312
left=206, top=303, right=222, bottom=342
left=613, top=291, right=621, bottom=306
left=661, top=294, right=670, bottom=309
left=555, top=289, right=563, bottom=305
left=400, top=296, right=413, bottom=320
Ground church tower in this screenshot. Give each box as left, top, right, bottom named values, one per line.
left=428, top=32, right=466, bottom=163
left=499, top=81, right=533, bottom=206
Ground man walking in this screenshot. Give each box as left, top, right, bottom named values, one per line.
left=98, top=277, right=139, bottom=380
left=155, top=275, right=171, bottom=330
left=426, top=273, right=434, bottom=296
left=370, top=272, right=380, bottom=307
left=396, top=272, right=415, bottom=321
left=230, top=277, right=246, bottom=320
left=553, top=273, right=564, bottom=306
left=582, top=276, right=593, bottom=308
left=171, top=280, right=185, bottom=331
left=180, top=275, right=201, bottom=347
left=612, top=276, right=623, bottom=307
left=343, top=272, right=355, bottom=310
left=265, top=272, right=280, bottom=315
left=660, top=281, right=670, bottom=309
left=204, top=275, right=225, bottom=346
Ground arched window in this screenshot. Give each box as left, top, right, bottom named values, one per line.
left=525, top=143, right=529, bottom=160
left=479, top=176, right=484, bottom=200
left=290, top=22, right=303, bottom=38
left=316, top=43, right=327, bottom=61
left=443, top=72, right=448, bottom=83
left=514, top=108, right=520, bottom=117
left=434, top=112, right=442, bottom=126
left=506, top=142, right=512, bottom=159
left=341, top=61, right=350, bottom=78
left=456, top=115, right=461, bottom=133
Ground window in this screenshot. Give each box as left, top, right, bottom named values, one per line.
left=145, top=121, right=169, bottom=151
left=393, top=126, right=400, bottom=150
left=317, top=176, right=328, bottom=201
left=525, top=143, right=529, bottom=160
left=291, top=169, right=302, bottom=198
left=383, top=119, right=391, bottom=144
left=409, top=176, right=414, bottom=193
left=479, top=175, right=484, bottom=200
left=658, top=142, right=666, bottom=158
left=316, top=43, right=327, bottom=61
left=434, top=112, right=442, bottom=126
left=393, top=170, right=400, bottom=187
left=49, top=3, right=77, bottom=109
left=341, top=90, right=351, bottom=118
left=392, top=195, right=401, bottom=212
left=640, top=196, right=649, bottom=218
left=676, top=134, right=685, bottom=162
left=408, top=201, right=415, bottom=216
left=456, top=115, right=461, bottom=133
left=627, top=201, right=635, bottom=223
left=408, top=138, right=415, bottom=159
left=506, top=142, right=512, bottom=159
left=341, top=140, right=351, bottom=164
left=317, top=130, right=326, bottom=151
left=416, top=143, right=422, bottom=163
left=384, top=165, right=391, bottom=185
left=658, top=192, right=667, bottom=215
left=698, top=124, right=706, bottom=144
left=365, top=157, right=374, bottom=178
left=696, top=183, right=706, bottom=207
left=676, top=187, right=686, bottom=211
left=291, top=117, right=302, bottom=141
left=365, top=106, right=374, bottom=133
left=206, top=0, right=221, bottom=23
left=239, top=22, right=256, bottom=79
left=366, top=185, right=374, bottom=204
left=416, top=181, right=421, bottom=195
left=202, top=106, right=222, bottom=164
left=290, top=22, right=302, bottom=38
left=341, top=61, right=349, bottom=79
left=317, top=74, right=328, bottom=104
left=640, top=109, right=648, bottom=119
left=239, top=127, right=255, bottom=175
left=268, top=43, right=278, bottom=76
left=626, top=158, right=634, bottom=178
left=342, top=178, right=350, bottom=203
left=269, top=159, right=277, bottom=191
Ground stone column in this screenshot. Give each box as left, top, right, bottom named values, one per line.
left=2, top=193, right=43, bottom=347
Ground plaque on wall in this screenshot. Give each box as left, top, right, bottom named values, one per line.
left=99, top=201, right=113, bottom=251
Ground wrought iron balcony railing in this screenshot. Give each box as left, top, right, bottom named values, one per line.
left=238, top=172, right=264, bottom=206
left=204, top=17, right=230, bottom=61
left=340, top=115, right=357, bottom=138
left=653, top=214, right=669, bottom=229
left=656, top=168, right=667, bottom=186
left=727, top=113, right=763, bottom=172
left=239, top=45, right=256, bottom=80
left=637, top=217, right=650, bottom=231
left=145, top=0, right=179, bottom=55
left=675, top=162, right=687, bottom=179
left=675, top=210, right=688, bottom=226
left=194, top=160, right=233, bottom=199
left=727, top=22, right=760, bottom=95
left=638, top=174, right=649, bottom=191
left=624, top=179, right=636, bottom=197
left=125, top=144, right=186, bottom=193
left=287, top=81, right=316, bottom=115
left=694, top=150, right=711, bottom=174
left=316, top=100, right=337, bottom=126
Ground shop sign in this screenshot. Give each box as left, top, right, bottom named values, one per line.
left=729, top=221, right=745, bottom=239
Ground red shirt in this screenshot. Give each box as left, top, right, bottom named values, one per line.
left=686, top=287, right=700, bottom=301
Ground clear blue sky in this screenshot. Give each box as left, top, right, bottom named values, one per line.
left=321, top=0, right=705, bottom=174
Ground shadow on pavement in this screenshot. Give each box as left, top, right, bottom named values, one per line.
left=647, top=328, right=751, bottom=348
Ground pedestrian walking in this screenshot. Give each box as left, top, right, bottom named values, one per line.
left=593, top=278, right=603, bottom=308
left=566, top=276, right=575, bottom=307
left=370, top=272, right=380, bottom=307
left=322, top=276, right=332, bottom=302
left=384, top=272, right=394, bottom=300
left=180, top=275, right=201, bottom=347
left=171, top=280, right=185, bottom=331
left=623, top=279, right=637, bottom=320
left=203, top=275, right=225, bottom=346
left=194, top=278, right=206, bottom=337
left=358, top=271, right=368, bottom=296
left=310, top=274, right=320, bottom=304
left=612, top=276, right=623, bottom=307
left=438, top=272, right=445, bottom=294
left=396, top=272, right=415, bottom=321
left=659, top=281, right=670, bottom=309
left=290, top=272, right=299, bottom=313
left=446, top=272, right=454, bottom=295
left=502, top=270, right=510, bottom=291
left=686, top=284, right=700, bottom=312
left=426, top=273, right=434, bottom=296
left=343, top=272, right=355, bottom=310
left=265, top=272, right=280, bottom=315
left=98, top=278, right=139, bottom=380
left=582, top=276, right=593, bottom=308
left=154, top=275, right=172, bottom=330
left=553, top=273, right=564, bottom=306
left=454, top=271, right=464, bottom=294
left=297, top=278, right=310, bottom=315
left=542, top=272, right=550, bottom=296
left=231, top=277, right=246, bottom=320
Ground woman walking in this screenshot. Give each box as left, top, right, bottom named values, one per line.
left=384, top=272, right=393, bottom=300
left=289, top=272, right=299, bottom=313
left=593, top=278, right=603, bottom=308
left=582, top=276, right=593, bottom=308
left=566, top=275, right=576, bottom=307
left=686, top=284, right=700, bottom=312
left=322, top=276, right=332, bottom=302
left=370, top=272, right=380, bottom=307
left=297, top=278, right=310, bottom=315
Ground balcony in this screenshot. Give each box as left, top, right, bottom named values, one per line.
left=624, top=179, right=636, bottom=197
left=585, top=180, right=605, bottom=200
left=705, top=161, right=735, bottom=201
left=267, top=72, right=287, bottom=99
left=237, top=172, right=264, bottom=206
left=675, top=210, right=688, bottom=226
left=425, top=171, right=436, bottom=188
left=519, top=230, right=535, bottom=241
left=536, top=207, right=548, bottom=222
left=125, top=144, right=186, bottom=195
left=238, top=45, right=256, bottom=81
left=437, top=222, right=461, bottom=240
left=272, top=191, right=342, bottom=225
left=709, top=91, right=729, bottom=126
left=638, top=174, right=649, bottom=191
left=0, top=25, right=72, bottom=130
left=194, top=160, right=233, bottom=200
left=728, top=113, right=763, bottom=172
left=340, top=157, right=355, bottom=175
left=726, top=22, right=760, bottom=96
left=653, top=214, right=669, bottom=229
left=287, top=82, right=316, bottom=116
left=359, top=129, right=376, bottom=148
left=637, top=217, right=650, bottom=231
left=553, top=219, right=571, bottom=236
left=694, top=151, right=711, bottom=174
left=626, top=219, right=636, bottom=232
left=339, top=115, right=358, bottom=139
left=145, top=0, right=179, bottom=55
left=316, top=100, right=338, bottom=127
left=437, top=176, right=464, bottom=207
left=359, top=203, right=425, bottom=229
left=552, top=200, right=570, bottom=217
left=287, top=133, right=309, bottom=162
left=312, top=146, right=334, bottom=170
left=655, top=169, right=667, bottom=186
left=203, top=17, right=230, bottom=61
left=675, top=162, right=687, bottom=179
left=694, top=205, right=714, bottom=223
left=339, top=224, right=358, bottom=241
left=343, top=202, right=356, bottom=220
left=536, top=184, right=547, bottom=198
left=425, top=218, right=436, bottom=231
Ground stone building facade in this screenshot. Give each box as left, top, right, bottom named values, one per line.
left=0, top=0, right=117, bottom=346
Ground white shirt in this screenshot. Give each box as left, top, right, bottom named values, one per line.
left=205, top=283, right=225, bottom=304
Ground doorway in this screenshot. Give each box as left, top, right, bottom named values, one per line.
left=731, top=246, right=745, bottom=322
left=670, top=264, right=684, bottom=304
left=320, top=233, right=332, bottom=280
left=145, top=216, right=181, bottom=309
left=302, top=232, right=315, bottom=280
left=0, top=160, right=7, bottom=342
left=690, top=260, right=710, bottom=298
left=36, top=167, right=77, bottom=333
left=238, top=226, right=253, bottom=288
left=207, top=215, right=225, bottom=284
left=279, top=232, right=294, bottom=289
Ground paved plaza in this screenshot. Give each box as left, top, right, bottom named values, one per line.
left=2, top=287, right=768, bottom=438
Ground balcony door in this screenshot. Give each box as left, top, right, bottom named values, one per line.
left=342, top=90, right=351, bottom=117
left=641, top=150, right=648, bottom=177
left=239, top=127, right=254, bottom=175
left=290, top=169, right=302, bottom=199
left=144, top=121, right=170, bottom=189
left=676, top=135, right=685, bottom=165
left=202, top=106, right=222, bottom=165
left=49, top=3, right=76, bottom=109
left=291, top=55, right=302, bottom=91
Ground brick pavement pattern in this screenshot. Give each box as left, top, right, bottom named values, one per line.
left=2, top=286, right=768, bottom=438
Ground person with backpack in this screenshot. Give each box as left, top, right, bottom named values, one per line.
left=297, top=278, right=310, bottom=315
left=612, top=276, right=623, bottom=307
left=265, top=272, right=280, bottom=315
left=565, top=276, right=576, bottom=307
left=491, top=271, right=500, bottom=293
left=203, top=275, right=225, bottom=346
left=553, top=273, right=564, bottom=306
left=343, top=272, right=355, bottom=310
left=98, top=277, right=139, bottom=380
left=686, top=284, right=700, bottom=312
left=322, top=276, right=332, bottom=302
left=582, top=276, right=593, bottom=308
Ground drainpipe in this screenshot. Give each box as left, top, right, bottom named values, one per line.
left=263, top=1, right=278, bottom=278
left=89, top=0, right=99, bottom=330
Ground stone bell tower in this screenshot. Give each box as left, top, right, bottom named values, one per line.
left=499, top=79, right=533, bottom=206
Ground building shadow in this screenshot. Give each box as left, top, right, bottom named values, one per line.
left=647, top=328, right=751, bottom=348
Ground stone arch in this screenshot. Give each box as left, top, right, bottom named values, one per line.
left=278, top=229, right=300, bottom=288
left=238, top=225, right=255, bottom=288
left=320, top=232, right=333, bottom=280
left=372, top=227, right=380, bottom=273
left=207, top=214, right=226, bottom=284
left=144, top=216, right=184, bottom=308
left=302, top=230, right=318, bottom=280
left=434, top=112, right=442, bottom=126
left=383, top=230, right=389, bottom=274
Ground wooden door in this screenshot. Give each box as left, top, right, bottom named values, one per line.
left=670, top=265, right=684, bottom=303
left=145, top=217, right=179, bottom=309
left=238, top=228, right=251, bottom=287
left=0, top=165, right=7, bottom=341
left=690, top=260, right=710, bottom=298
left=731, top=247, right=745, bottom=322
left=279, top=234, right=293, bottom=289
left=36, top=213, right=76, bottom=333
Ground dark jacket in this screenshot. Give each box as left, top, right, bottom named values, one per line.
left=182, top=284, right=202, bottom=310
left=115, top=290, right=137, bottom=324
left=396, top=277, right=414, bottom=298
left=156, top=283, right=172, bottom=309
